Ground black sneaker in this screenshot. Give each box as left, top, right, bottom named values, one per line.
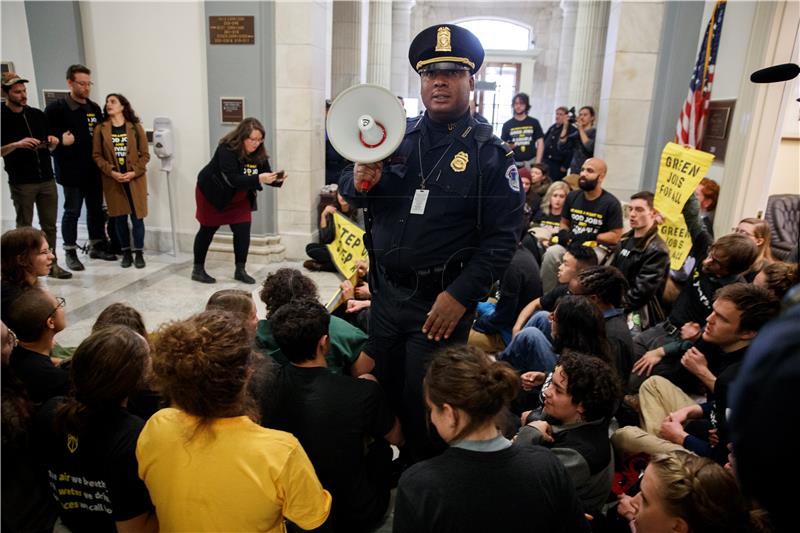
left=121, top=250, right=133, bottom=268
left=133, top=251, right=145, bottom=269
left=234, top=264, right=255, bottom=284
left=65, top=250, right=85, bottom=271
left=48, top=263, right=73, bottom=279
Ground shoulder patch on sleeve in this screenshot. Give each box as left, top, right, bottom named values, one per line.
left=505, top=164, right=520, bottom=192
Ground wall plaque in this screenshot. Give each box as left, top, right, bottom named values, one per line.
left=209, top=16, right=255, bottom=45
left=42, top=90, right=70, bottom=107
left=701, top=99, right=736, bottom=163
left=221, top=97, right=245, bottom=124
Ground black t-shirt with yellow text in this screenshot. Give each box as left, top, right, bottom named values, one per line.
left=110, top=125, right=128, bottom=173
left=501, top=116, right=544, bottom=163
left=563, top=189, right=623, bottom=240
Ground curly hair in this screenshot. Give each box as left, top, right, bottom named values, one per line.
left=259, top=268, right=319, bottom=316
left=574, top=265, right=629, bottom=309
left=425, top=345, right=519, bottom=443
left=553, top=351, right=621, bottom=422
left=757, top=261, right=798, bottom=300
left=55, top=325, right=149, bottom=435
left=102, top=93, right=141, bottom=124
left=152, top=311, right=256, bottom=435
left=1, top=227, right=47, bottom=286
left=271, top=299, right=330, bottom=364
left=648, top=451, right=752, bottom=533
left=551, top=295, right=612, bottom=365
left=92, top=303, right=147, bottom=337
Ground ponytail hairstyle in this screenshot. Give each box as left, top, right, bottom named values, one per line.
left=424, top=345, right=519, bottom=443
left=54, top=326, right=149, bottom=435
left=574, top=265, right=629, bottom=309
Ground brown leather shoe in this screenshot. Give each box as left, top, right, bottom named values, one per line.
left=303, top=260, right=323, bottom=272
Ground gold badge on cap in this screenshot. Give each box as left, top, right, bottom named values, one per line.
left=451, top=151, right=469, bottom=172
left=435, top=26, right=452, bottom=52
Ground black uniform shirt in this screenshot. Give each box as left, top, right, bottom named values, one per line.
left=341, top=111, right=524, bottom=308
left=1, top=104, right=55, bottom=184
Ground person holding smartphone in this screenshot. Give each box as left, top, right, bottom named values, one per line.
left=192, top=117, right=285, bottom=284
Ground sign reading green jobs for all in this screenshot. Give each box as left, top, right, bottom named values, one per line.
left=655, top=142, right=715, bottom=270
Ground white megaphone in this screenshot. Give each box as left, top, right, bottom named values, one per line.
left=326, top=84, right=407, bottom=191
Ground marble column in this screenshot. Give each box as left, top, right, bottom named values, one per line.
left=554, top=0, right=578, bottom=106
left=567, top=0, right=610, bottom=109
left=331, top=0, right=363, bottom=97
left=390, top=0, right=415, bottom=96
left=275, top=1, right=329, bottom=258
left=366, top=0, right=392, bottom=88
left=595, top=1, right=666, bottom=201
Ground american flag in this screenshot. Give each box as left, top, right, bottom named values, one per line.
left=675, top=0, right=727, bottom=147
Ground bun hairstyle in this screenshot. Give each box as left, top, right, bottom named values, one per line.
left=152, top=310, right=256, bottom=436
left=424, top=345, right=519, bottom=442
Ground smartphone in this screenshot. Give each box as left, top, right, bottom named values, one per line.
left=274, top=170, right=285, bottom=187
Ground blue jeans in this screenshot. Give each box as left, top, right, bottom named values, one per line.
left=526, top=310, right=553, bottom=342
left=61, top=184, right=105, bottom=249
left=115, top=215, right=145, bottom=250
left=497, top=326, right=557, bottom=373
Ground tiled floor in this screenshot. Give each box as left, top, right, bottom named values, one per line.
left=44, top=250, right=343, bottom=348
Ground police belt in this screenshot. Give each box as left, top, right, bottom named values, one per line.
left=380, top=264, right=462, bottom=297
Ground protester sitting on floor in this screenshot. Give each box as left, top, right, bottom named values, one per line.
left=632, top=195, right=758, bottom=361
left=734, top=217, right=775, bottom=282
left=608, top=191, right=670, bottom=332
left=512, top=243, right=597, bottom=337
left=393, top=345, right=590, bottom=533
left=206, top=288, right=259, bottom=336
left=568, top=266, right=634, bottom=381
left=1, top=227, right=56, bottom=321
left=6, top=287, right=69, bottom=404
left=91, top=302, right=161, bottom=420
left=619, top=451, right=761, bottom=533
left=522, top=180, right=570, bottom=265
left=304, top=192, right=363, bottom=272
left=256, top=268, right=374, bottom=377
left=337, top=259, right=372, bottom=333
left=138, top=310, right=331, bottom=532
left=469, top=243, right=542, bottom=353
left=264, top=299, right=402, bottom=533
left=2, top=320, right=59, bottom=533
left=500, top=295, right=613, bottom=390
left=613, top=284, right=780, bottom=465
left=753, top=261, right=798, bottom=301
left=515, top=352, right=622, bottom=517
left=34, top=325, right=157, bottom=533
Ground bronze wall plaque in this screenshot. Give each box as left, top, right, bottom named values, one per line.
left=221, top=97, right=245, bottom=123
left=209, top=16, right=255, bottom=45
left=701, top=99, right=736, bottom=163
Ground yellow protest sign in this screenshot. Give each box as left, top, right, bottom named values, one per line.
left=654, top=143, right=715, bottom=222
left=326, top=211, right=369, bottom=279
left=659, top=216, right=694, bottom=270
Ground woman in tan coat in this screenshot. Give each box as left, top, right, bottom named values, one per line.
left=92, top=94, right=149, bottom=268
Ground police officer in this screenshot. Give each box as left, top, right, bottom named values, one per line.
left=339, top=24, right=524, bottom=460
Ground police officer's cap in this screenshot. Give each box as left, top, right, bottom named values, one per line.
left=408, top=24, right=484, bottom=75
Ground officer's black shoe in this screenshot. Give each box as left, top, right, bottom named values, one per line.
left=89, top=241, right=117, bottom=261
left=191, top=264, right=216, bottom=284
left=65, top=250, right=85, bottom=271
left=48, top=262, right=73, bottom=279
left=134, top=251, right=145, bottom=269
left=121, top=250, right=133, bottom=268
left=234, top=263, right=255, bottom=284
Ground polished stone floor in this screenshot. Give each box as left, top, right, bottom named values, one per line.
left=43, top=250, right=343, bottom=348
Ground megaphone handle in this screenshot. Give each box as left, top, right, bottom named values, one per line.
left=360, top=182, right=372, bottom=192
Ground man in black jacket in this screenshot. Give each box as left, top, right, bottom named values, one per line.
left=609, top=191, right=670, bottom=331
left=44, top=64, right=116, bottom=271
left=1, top=73, right=71, bottom=278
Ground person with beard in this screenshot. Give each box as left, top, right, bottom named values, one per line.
left=539, top=157, right=623, bottom=293
left=1, top=72, right=72, bottom=279
left=339, top=24, right=523, bottom=462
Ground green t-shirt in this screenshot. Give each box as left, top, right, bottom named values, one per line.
left=254, top=315, right=366, bottom=375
